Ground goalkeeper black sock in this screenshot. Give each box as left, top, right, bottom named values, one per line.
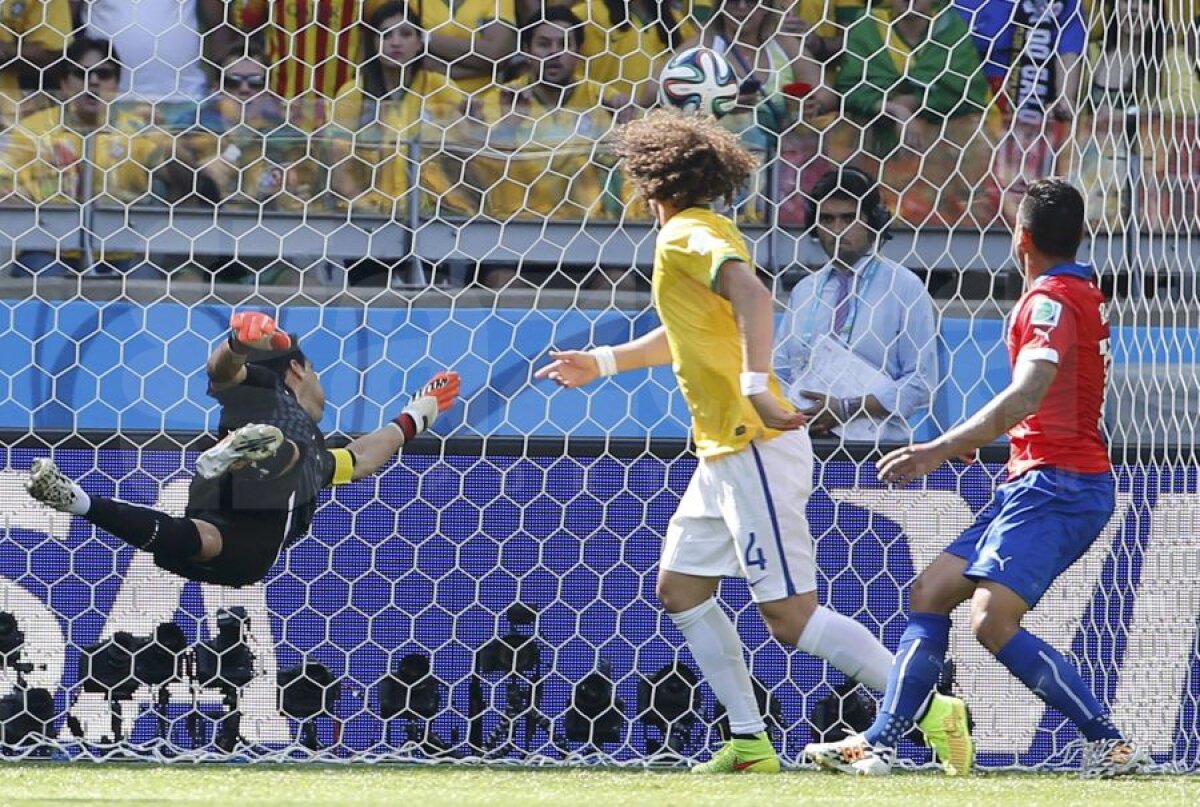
left=84, top=498, right=203, bottom=561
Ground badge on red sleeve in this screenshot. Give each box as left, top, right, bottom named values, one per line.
left=1030, top=297, right=1063, bottom=328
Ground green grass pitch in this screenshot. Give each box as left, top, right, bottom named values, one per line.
left=2, top=763, right=1198, bottom=806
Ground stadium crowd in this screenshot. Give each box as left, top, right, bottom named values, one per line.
left=0, top=0, right=1195, bottom=285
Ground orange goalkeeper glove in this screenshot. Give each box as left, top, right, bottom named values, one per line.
left=418, top=370, right=461, bottom=413
left=391, top=370, right=461, bottom=443
left=229, top=311, right=291, bottom=354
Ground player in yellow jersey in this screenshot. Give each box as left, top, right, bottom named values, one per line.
left=536, top=110, right=971, bottom=774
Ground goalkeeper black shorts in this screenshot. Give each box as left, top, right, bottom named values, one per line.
left=154, top=507, right=289, bottom=587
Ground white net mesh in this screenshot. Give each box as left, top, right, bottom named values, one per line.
left=0, top=0, right=1195, bottom=771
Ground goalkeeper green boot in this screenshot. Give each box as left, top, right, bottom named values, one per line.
left=691, top=733, right=780, bottom=774
left=917, top=693, right=975, bottom=776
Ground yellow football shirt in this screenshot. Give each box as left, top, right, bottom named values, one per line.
left=420, top=0, right=517, bottom=93
left=652, top=207, right=791, bottom=458
left=330, top=71, right=470, bottom=213
left=12, top=105, right=168, bottom=207
left=0, top=0, right=71, bottom=125
left=572, top=1, right=700, bottom=101
left=6, top=104, right=166, bottom=260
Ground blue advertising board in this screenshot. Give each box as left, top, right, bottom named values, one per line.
left=0, top=298, right=1020, bottom=440
left=3, top=299, right=1196, bottom=443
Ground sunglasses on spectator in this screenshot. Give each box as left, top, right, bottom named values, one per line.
left=69, top=64, right=119, bottom=81
left=224, top=73, right=267, bottom=91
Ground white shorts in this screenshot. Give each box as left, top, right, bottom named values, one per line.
left=661, top=430, right=816, bottom=602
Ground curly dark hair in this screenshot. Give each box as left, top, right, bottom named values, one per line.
left=615, top=109, right=758, bottom=209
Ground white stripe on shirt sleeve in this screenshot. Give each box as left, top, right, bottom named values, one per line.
left=1019, top=346, right=1060, bottom=364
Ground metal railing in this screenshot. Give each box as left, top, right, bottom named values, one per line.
left=0, top=105, right=1196, bottom=284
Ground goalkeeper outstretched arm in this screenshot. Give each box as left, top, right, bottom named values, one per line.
left=207, top=311, right=293, bottom=389
left=341, top=372, right=462, bottom=482
left=534, top=326, right=672, bottom=388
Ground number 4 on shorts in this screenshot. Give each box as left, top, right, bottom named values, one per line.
left=745, top=532, right=767, bottom=571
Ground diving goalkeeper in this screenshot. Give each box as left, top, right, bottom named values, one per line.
left=25, top=311, right=460, bottom=588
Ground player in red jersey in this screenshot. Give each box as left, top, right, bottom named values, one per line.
left=804, top=179, right=1149, bottom=778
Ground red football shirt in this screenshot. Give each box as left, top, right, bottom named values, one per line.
left=236, top=0, right=387, bottom=101
left=1006, top=263, right=1112, bottom=478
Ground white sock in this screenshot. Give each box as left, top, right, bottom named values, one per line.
left=67, top=487, right=90, bottom=516
left=669, top=599, right=765, bottom=736
left=796, top=606, right=894, bottom=692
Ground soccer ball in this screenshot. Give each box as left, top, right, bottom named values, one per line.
left=658, top=47, right=738, bottom=119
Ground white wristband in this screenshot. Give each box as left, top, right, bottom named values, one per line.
left=740, top=372, right=769, bottom=396
left=591, top=345, right=618, bottom=378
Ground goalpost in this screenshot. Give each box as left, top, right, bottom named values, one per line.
left=0, top=0, right=1197, bottom=770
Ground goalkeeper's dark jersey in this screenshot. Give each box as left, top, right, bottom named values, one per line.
left=186, top=364, right=334, bottom=548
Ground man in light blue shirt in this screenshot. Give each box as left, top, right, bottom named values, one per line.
left=775, top=168, right=940, bottom=443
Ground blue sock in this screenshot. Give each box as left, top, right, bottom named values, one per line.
left=995, top=629, right=1121, bottom=742
left=864, top=612, right=951, bottom=748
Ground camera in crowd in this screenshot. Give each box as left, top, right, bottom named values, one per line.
left=66, top=608, right=249, bottom=748
left=0, top=611, right=55, bottom=750
left=379, top=652, right=453, bottom=755
left=639, top=662, right=702, bottom=759
left=195, top=607, right=255, bottom=695
left=563, top=658, right=625, bottom=751
left=191, top=607, right=256, bottom=752
left=278, top=661, right=341, bottom=751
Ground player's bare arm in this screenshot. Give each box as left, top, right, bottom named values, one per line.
left=432, top=22, right=516, bottom=77
left=206, top=340, right=249, bottom=388
left=878, top=358, right=1058, bottom=485
left=207, top=311, right=292, bottom=389
left=535, top=326, right=672, bottom=389
left=718, top=260, right=807, bottom=432
left=344, top=371, right=462, bottom=480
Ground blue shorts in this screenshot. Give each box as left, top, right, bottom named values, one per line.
left=945, top=468, right=1115, bottom=608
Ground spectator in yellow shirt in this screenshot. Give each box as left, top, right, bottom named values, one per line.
left=471, top=6, right=621, bottom=288
left=1080, top=0, right=1173, bottom=229
left=232, top=0, right=514, bottom=127
left=569, top=0, right=700, bottom=109
left=7, top=37, right=183, bottom=278
left=1157, top=16, right=1200, bottom=115
left=327, top=1, right=472, bottom=220
left=0, top=0, right=72, bottom=125
left=420, top=0, right=520, bottom=94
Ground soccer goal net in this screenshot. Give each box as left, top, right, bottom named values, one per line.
left=0, top=0, right=1196, bottom=771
